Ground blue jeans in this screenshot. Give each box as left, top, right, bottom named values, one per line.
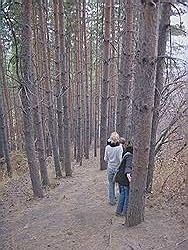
left=116, top=185, right=129, bottom=215
left=107, top=168, right=116, bottom=203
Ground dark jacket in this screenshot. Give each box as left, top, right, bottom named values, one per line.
left=114, top=152, right=133, bottom=187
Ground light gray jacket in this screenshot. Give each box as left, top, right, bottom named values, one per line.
left=104, top=144, right=123, bottom=171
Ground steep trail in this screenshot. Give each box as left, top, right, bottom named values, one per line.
left=0, top=156, right=186, bottom=250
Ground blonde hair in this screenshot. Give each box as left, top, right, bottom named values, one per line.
left=110, top=132, right=120, bottom=144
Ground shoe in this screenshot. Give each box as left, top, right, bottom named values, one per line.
left=115, top=212, right=123, bottom=217
left=109, top=200, right=116, bottom=205
left=122, top=218, right=127, bottom=225
left=122, top=212, right=127, bottom=217
left=122, top=214, right=127, bottom=225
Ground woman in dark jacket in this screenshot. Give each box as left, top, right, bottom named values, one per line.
left=115, top=146, right=133, bottom=216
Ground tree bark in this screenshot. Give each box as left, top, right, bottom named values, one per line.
left=53, top=0, right=65, bottom=168
left=0, top=95, right=11, bottom=176
left=0, top=44, right=12, bottom=164
left=127, top=0, right=160, bottom=226
left=107, top=0, right=116, bottom=136
left=75, top=0, right=83, bottom=165
left=116, top=0, right=134, bottom=141
left=0, top=102, right=4, bottom=159
left=94, top=0, right=100, bottom=158
left=0, top=39, right=5, bottom=159
left=89, top=38, right=93, bottom=145
left=32, top=7, right=50, bottom=186
left=82, top=0, right=90, bottom=159
left=146, top=3, right=171, bottom=192
left=20, top=0, right=43, bottom=197
left=58, top=0, right=72, bottom=176
left=100, top=0, right=111, bottom=170
left=185, top=75, right=188, bottom=207
left=39, top=0, right=62, bottom=178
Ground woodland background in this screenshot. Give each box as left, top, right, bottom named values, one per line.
left=0, top=0, right=187, bottom=231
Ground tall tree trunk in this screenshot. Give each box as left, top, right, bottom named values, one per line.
left=0, top=98, right=11, bottom=176
left=100, top=0, right=111, bottom=170
left=116, top=0, right=122, bottom=132
left=40, top=0, right=62, bottom=178
left=107, top=0, right=116, bottom=136
left=0, top=104, right=4, bottom=159
left=0, top=44, right=11, bottom=175
left=89, top=37, right=93, bottom=145
left=8, top=91, right=15, bottom=151
left=58, top=0, right=72, bottom=176
left=94, top=0, right=100, bottom=157
left=82, top=0, right=90, bottom=159
left=32, top=84, right=49, bottom=186
left=146, top=3, right=171, bottom=192
left=53, top=0, right=65, bottom=167
left=13, top=87, right=23, bottom=151
left=185, top=75, right=188, bottom=207
left=0, top=39, right=5, bottom=159
left=32, top=7, right=50, bottom=186
left=116, top=0, right=134, bottom=140
left=1, top=62, right=11, bottom=153
left=20, top=0, right=43, bottom=197
left=76, top=0, right=82, bottom=165
left=127, top=0, right=160, bottom=226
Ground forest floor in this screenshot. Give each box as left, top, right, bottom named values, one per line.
left=0, top=152, right=187, bottom=250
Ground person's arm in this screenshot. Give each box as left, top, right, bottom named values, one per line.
left=118, top=146, right=123, bottom=163
left=125, top=154, right=133, bottom=182
left=104, top=146, right=108, bottom=162
left=126, top=154, right=133, bottom=169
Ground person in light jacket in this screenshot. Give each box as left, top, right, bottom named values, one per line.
left=104, top=132, right=123, bottom=205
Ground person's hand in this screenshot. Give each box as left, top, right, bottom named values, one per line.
left=127, top=173, right=131, bottom=182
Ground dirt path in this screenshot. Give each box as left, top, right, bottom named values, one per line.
left=0, top=157, right=186, bottom=250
